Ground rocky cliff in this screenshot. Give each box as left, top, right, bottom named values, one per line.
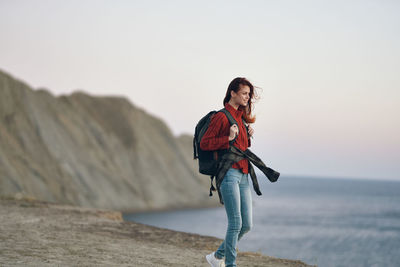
left=0, top=69, right=219, bottom=211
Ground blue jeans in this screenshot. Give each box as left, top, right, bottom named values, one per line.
left=214, top=167, right=253, bottom=267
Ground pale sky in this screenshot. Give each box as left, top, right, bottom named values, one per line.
left=1, top=0, right=399, bottom=181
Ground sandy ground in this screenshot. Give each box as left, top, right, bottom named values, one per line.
left=0, top=198, right=315, bottom=266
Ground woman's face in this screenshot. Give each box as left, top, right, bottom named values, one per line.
left=231, top=85, right=250, bottom=106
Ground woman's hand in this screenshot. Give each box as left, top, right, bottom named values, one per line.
left=229, top=124, right=239, bottom=141
left=248, top=125, right=254, bottom=138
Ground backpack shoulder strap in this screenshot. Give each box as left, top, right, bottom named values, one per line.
left=218, top=108, right=250, bottom=142
left=218, top=108, right=238, bottom=126
left=218, top=108, right=239, bottom=145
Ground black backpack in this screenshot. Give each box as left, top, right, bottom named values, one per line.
left=193, top=108, right=249, bottom=195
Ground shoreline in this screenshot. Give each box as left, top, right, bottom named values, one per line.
left=120, top=200, right=223, bottom=215
left=0, top=197, right=316, bottom=266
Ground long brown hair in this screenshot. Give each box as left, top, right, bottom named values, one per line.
left=223, top=77, right=259, bottom=124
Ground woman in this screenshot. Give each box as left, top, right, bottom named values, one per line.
left=201, top=77, right=258, bottom=267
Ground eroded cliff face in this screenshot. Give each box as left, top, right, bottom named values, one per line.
left=0, top=69, right=219, bottom=211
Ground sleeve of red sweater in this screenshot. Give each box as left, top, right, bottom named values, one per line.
left=199, top=112, right=230, bottom=151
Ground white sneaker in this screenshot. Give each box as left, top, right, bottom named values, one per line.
left=206, top=251, right=225, bottom=267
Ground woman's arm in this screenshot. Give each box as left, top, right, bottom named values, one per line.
left=199, top=112, right=230, bottom=151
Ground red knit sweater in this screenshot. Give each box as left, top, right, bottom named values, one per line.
left=199, top=102, right=251, bottom=174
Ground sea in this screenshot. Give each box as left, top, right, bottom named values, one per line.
left=123, top=174, right=400, bottom=267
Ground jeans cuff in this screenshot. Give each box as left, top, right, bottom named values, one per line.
left=215, top=252, right=224, bottom=259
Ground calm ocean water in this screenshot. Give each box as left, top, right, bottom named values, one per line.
left=123, top=174, right=400, bottom=267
